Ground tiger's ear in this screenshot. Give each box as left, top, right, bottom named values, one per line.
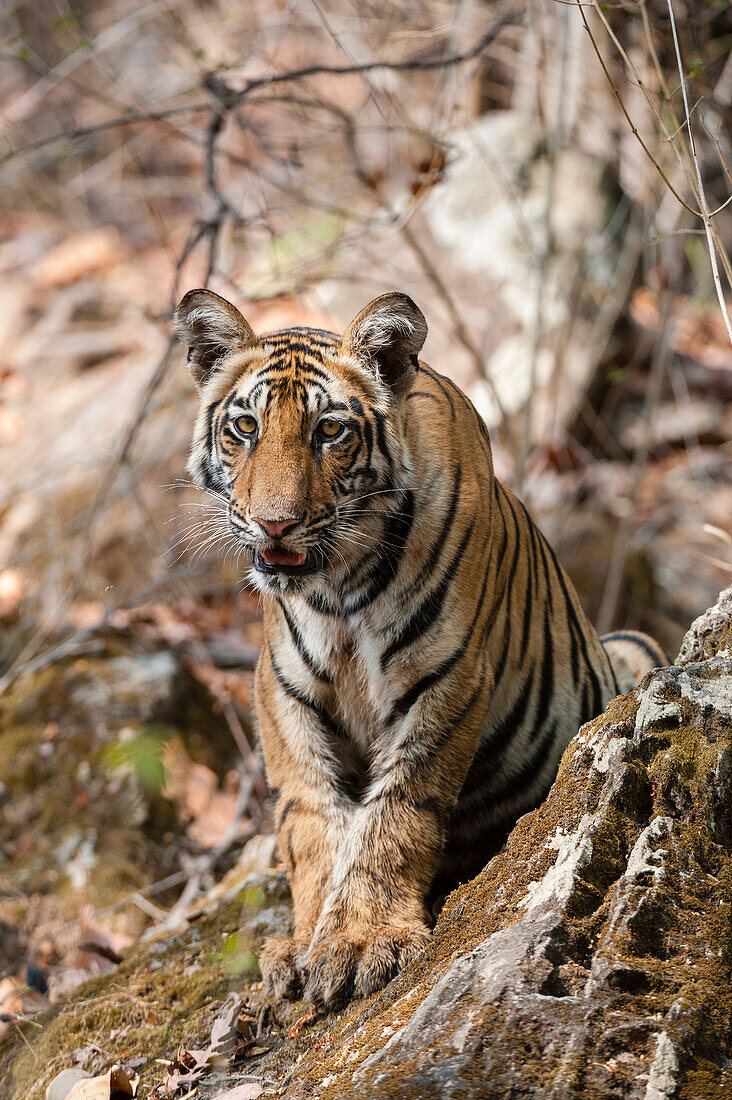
left=174, top=289, right=257, bottom=388
left=341, top=292, right=427, bottom=397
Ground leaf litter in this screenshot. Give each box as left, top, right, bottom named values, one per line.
left=154, top=993, right=269, bottom=1098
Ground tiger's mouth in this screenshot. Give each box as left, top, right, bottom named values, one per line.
left=254, top=546, right=317, bottom=576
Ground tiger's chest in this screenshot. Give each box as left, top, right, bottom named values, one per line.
left=272, top=598, right=392, bottom=755
left=328, top=627, right=387, bottom=754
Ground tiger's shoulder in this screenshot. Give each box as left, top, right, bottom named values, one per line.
left=405, top=363, right=495, bottom=473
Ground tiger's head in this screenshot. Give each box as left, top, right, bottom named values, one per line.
left=175, top=289, right=427, bottom=594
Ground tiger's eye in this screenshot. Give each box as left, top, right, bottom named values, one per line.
left=232, top=414, right=257, bottom=437
left=317, top=419, right=343, bottom=440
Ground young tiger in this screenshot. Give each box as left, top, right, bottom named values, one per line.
left=175, top=288, right=666, bottom=1010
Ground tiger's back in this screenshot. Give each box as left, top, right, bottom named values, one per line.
left=176, top=288, right=666, bottom=1008
left=403, top=366, right=629, bottom=891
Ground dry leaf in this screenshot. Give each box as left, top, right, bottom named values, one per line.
left=47, top=1065, right=137, bottom=1100
left=163, top=742, right=241, bottom=849
left=78, top=904, right=135, bottom=964
left=209, top=993, right=243, bottom=1055
left=288, top=1006, right=318, bottom=1038
left=46, top=1070, right=91, bottom=1100
left=157, top=995, right=243, bottom=1096
left=0, top=974, right=49, bottom=1039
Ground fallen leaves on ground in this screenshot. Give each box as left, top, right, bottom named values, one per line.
left=0, top=972, right=49, bottom=1039
left=155, top=993, right=260, bottom=1096
left=163, top=742, right=243, bottom=849
left=32, top=228, right=123, bottom=289
left=78, top=904, right=136, bottom=966
left=45, top=1064, right=137, bottom=1099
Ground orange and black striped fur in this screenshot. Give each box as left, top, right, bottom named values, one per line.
left=175, top=289, right=667, bottom=1010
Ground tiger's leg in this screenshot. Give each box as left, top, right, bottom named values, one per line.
left=303, top=697, right=487, bottom=1010
left=260, top=791, right=346, bottom=998
left=255, top=650, right=352, bottom=999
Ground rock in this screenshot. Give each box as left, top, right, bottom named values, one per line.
left=676, top=584, right=732, bottom=664
left=3, top=589, right=731, bottom=1099
left=45, top=1069, right=91, bottom=1100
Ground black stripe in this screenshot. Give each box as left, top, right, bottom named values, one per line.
left=385, top=513, right=496, bottom=726
left=362, top=416, right=374, bottom=470
left=543, top=536, right=606, bottom=710
left=307, top=591, right=341, bottom=616
left=455, top=717, right=559, bottom=823
left=531, top=601, right=555, bottom=743
left=491, top=718, right=560, bottom=803
left=386, top=652, right=489, bottom=782
left=372, top=409, right=392, bottom=464
left=344, top=490, right=415, bottom=613
left=601, top=631, right=666, bottom=666
left=200, top=401, right=222, bottom=489
left=419, top=465, right=462, bottom=583
left=417, top=365, right=455, bottom=419
left=405, top=390, right=441, bottom=404
left=467, top=675, right=535, bottom=784
left=278, top=601, right=333, bottom=683
left=386, top=644, right=467, bottom=727
left=278, top=340, right=334, bottom=359
left=253, top=360, right=331, bottom=382
left=279, top=798, right=300, bottom=829
left=269, top=651, right=349, bottom=742
left=381, top=518, right=475, bottom=670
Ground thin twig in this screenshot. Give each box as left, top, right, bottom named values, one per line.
left=665, top=0, right=732, bottom=346
left=515, top=3, right=571, bottom=492
left=575, top=1, right=697, bottom=215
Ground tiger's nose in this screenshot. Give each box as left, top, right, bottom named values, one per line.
left=253, top=515, right=302, bottom=538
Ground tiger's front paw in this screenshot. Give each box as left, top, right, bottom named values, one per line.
left=259, top=935, right=307, bottom=999
left=304, top=923, right=431, bottom=1011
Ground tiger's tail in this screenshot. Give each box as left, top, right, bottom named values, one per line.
left=601, top=630, right=669, bottom=695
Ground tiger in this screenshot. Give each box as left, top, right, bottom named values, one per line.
left=175, top=288, right=667, bottom=1011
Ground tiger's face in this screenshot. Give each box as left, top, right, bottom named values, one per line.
left=175, top=290, right=427, bottom=594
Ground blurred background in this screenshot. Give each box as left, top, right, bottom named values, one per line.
left=0, top=0, right=731, bottom=1047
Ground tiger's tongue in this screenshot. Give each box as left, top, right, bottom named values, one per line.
left=261, top=547, right=307, bottom=567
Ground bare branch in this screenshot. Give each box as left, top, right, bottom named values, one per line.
left=2, top=14, right=517, bottom=167
left=665, top=0, right=732, bottom=346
